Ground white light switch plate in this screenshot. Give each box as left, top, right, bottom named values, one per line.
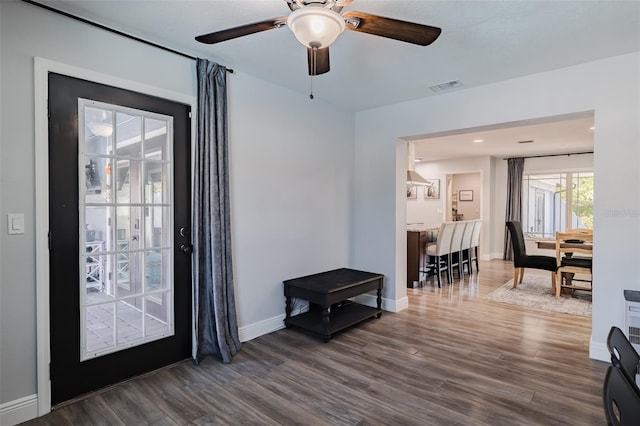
left=8, top=213, right=25, bottom=235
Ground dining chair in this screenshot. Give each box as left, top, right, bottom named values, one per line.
left=607, top=326, right=640, bottom=392
left=424, top=222, right=456, bottom=287
left=448, top=221, right=467, bottom=280
left=460, top=220, right=475, bottom=276
left=603, top=365, right=640, bottom=426
left=555, top=231, right=593, bottom=298
left=470, top=220, right=482, bottom=273
left=505, top=221, right=557, bottom=290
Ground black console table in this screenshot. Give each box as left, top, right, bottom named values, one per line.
left=283, top=268, right=384, bottom=341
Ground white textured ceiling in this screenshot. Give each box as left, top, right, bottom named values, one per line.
left=32, top=0, right=640, bottom=112
left=28, top=0, right=635, bottom=160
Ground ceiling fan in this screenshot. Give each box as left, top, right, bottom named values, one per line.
left=195, top=0, right=442, bottom=76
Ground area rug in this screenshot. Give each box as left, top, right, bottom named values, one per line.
left=486, top=274, right=592, bottom=317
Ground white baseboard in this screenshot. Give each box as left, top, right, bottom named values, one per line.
left=0, top=394, right=38, bottom=426
left=238, top=294, right=403, bottom=342
left=488, top=252, right=503, bottom=260
left=352, top=293, right=408, bottom=312
left=238, top=304, right=311, bottom=342
left=238, top=313, right=286, bottom=342
left=590, top=339, right=609, bottom=362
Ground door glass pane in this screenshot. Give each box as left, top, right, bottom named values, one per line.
left=116, top=247, right=130, bottom=285
left=117, top=297, right=143, bottom=345
left=116, top=206, right=130, bottom=245
left=115, top=112, right=141, bottom=158
left=83, top=107, right=113, bottom=155
left=144, top=207, right=168, bottom=249
left=79, top=99, right=174, bottom=361
left=144, top=162, right=165, bottom=204
left=85, top=303, right=115, bottom=354
left=115, top=160, right=131, bottom=204
left=145, top=294, right=171, bottom=339
left=83, top=155, right=112, bottom=204
left=84, top=205, right=115, bottom=302
left=145, top=249, right=169, bottom=291
left=118, top=251, right=142, bottom=298
left=116, top=159, right=142, bottom=204
left=144, top=117, right=168, bottom=160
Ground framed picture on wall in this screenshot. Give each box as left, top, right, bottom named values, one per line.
left=459, top=189, right=474, bottom=201
left=407, top=185, right=417, bottom=199
left=424, top=179, right=440, bottom=199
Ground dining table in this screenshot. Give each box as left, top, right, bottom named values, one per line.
left=535, top=239, right=593, bottom=288
left=535, top=239, right=593, bottom=252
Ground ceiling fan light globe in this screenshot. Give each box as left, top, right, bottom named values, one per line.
left=287, top=7, right=345, bottom=48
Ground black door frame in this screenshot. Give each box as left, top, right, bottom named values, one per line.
left=34, top=58, right=196, bottom=415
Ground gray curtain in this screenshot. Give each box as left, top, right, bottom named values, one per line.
left=504, top=157, right=525, bottom=260
left=193, top=58, right=241, bottom=363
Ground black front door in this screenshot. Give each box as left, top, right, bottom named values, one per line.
left=48, top=73, right=192, bottom=405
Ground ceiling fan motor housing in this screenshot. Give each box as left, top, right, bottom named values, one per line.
left=287, top=7, right=346, bottom=48
left=290, top=0, right=348, bottom=10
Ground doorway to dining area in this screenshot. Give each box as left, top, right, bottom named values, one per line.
left=407, top=111, right=594, bottom=265
left=404, top=112, right=595, bottom=329
left=446, top=172, right=481, bottom=223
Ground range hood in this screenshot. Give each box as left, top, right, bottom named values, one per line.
left=407, top=142, right=430, bottom=186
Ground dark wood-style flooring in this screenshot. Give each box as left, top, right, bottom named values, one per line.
left=22, top=260, right=607, bottom=425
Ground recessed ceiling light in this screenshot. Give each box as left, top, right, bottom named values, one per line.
left=589, top=126, right=596, bottom=131
left=473, top=139, right=484, bottom=143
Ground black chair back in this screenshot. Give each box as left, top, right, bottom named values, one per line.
left=603, top=365, right=640, bottom=426
left=607, top=326, right=640, bottom=389
left=506, top=221, right=527, bottom=262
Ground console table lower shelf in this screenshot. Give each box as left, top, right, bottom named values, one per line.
left=283, top=268, right=384, bottom=342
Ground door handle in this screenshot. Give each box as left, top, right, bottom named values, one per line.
left=179, top=244, right=193, bottom=254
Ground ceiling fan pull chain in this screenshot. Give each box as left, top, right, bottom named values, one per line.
left=309, top=43, right=319, bottom=99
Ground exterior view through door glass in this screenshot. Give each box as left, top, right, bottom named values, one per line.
left=80, top=100, right=174, bottom=360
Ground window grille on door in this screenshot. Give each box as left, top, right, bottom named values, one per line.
left=78, top=99, right=174, bottom=360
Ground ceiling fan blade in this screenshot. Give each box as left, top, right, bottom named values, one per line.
left=307, top=46, right=330, bottom=76
left=342, top=11, right=441, bottom=46
left=195, top=17, right=288, bottom=44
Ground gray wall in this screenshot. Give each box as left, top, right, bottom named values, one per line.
left=0, top=0, right=354, bottom=413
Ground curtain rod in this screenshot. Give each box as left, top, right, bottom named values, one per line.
left=503, top=151, right=593, bottom=161
left=21, top=0, right=234, bottom=73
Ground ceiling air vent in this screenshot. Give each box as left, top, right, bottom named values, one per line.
left=518, top=140, right=534, bottom=144
left=429, top=80, right=463, bottom=92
